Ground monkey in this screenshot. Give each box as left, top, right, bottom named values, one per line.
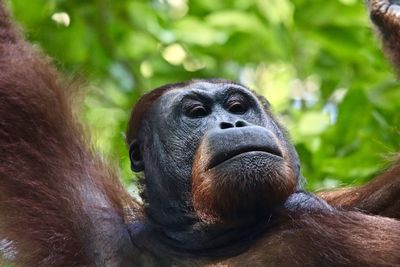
left=1, top=0, right=400, bottom=266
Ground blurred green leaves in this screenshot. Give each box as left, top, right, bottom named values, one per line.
left=9, top=0, right=399, bottom=190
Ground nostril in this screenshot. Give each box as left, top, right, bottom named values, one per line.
left=235, top=120, right=248, bottom=127
left=220, top=122, right=234, bottom=129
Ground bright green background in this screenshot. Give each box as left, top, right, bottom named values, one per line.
left=9, top=0, right=400, bottom=191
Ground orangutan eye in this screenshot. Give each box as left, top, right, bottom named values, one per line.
left=226, top=94, right=249, bottom=114
left=183, top=101, right=210, bottom=118
left=188, top=106, right=208, bottom=117
left=227, top=101, right=247, bottom=114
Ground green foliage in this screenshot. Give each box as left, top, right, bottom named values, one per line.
left=10, top=0, right=400, bottom=190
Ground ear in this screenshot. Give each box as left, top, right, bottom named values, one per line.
left=129, top=140, right=144, bottom=172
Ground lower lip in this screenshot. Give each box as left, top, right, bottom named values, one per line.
left=208, top=151, right=282, bottom=170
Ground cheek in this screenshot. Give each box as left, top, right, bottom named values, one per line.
left=153, top=121, right=206, bottom=181
left=164, top=117, right=206, bottom=150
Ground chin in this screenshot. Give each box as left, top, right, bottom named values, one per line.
left=192, top=150, right=297, bottom=223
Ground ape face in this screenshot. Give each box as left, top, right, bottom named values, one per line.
left=131, top=80, right=300, bottom=225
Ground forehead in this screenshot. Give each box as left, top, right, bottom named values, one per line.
left=159, top=81, right=253, bottom=104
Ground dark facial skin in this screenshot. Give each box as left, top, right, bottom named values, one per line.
left=131, top=80, right=301, bottom=227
